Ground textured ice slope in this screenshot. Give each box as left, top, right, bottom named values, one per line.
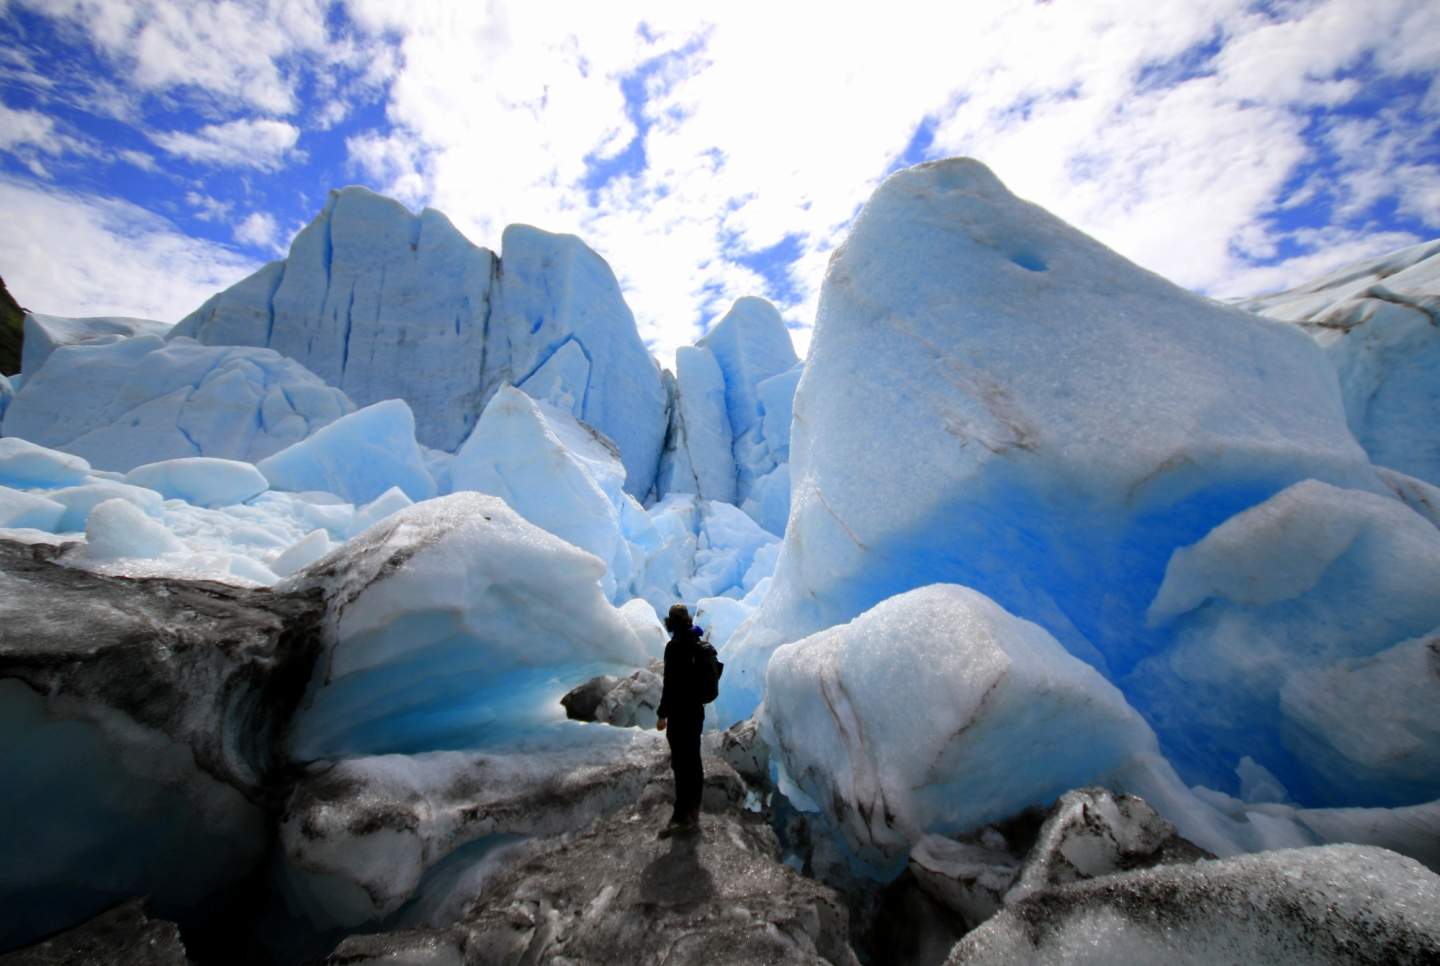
left=1239, top=239, right=1440, bottom=488
left=174, top=187, right=667, bottom=496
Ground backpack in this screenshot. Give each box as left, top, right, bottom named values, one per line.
left=693, top=637, right=724, bottom=704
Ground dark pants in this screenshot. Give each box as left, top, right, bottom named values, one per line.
left=666, top=712, right=704, bottom=820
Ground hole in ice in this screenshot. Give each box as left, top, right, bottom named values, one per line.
left=1010, top=251, right=1047, bottom=272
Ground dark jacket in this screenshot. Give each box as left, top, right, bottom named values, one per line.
left=656, top=625, right=706, bottom=723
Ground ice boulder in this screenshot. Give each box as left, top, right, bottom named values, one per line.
left=125, top=457, right=269, bottom=508
left=257, top=399, right=435, bottom=505
left=0, top=436, right=91, bottom=489
left=1240, top=239, right=1440, bottom=486
left=268, top=528, right=334, bottom=579
left=81, top=499, right=184, bottom=560
left=2, top=336, right=353, bottom=471
left=1134, top=479, right=1440, bottom=806
left=46, top=480, right=164, bottom=531
left=174, top=189, right=669, bottom=497
left=20, top=311, right=171, bottom=376
left=346, top=485, right=414, bottom=538
left=285, top=493, right=655, bottom=759
left=0, top=485, right=65, bottom=531
left=761, top=585, right=1162, bottom=873
left=724, top=157, right=1381, bottom=730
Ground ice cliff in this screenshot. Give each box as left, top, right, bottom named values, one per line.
left=171, top=187, right=669, bottom=498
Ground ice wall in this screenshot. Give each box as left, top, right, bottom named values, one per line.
left=173, top=188, right=667, bottom=497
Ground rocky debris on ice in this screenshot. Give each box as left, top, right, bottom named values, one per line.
left=559, top=665, right=664, bottom=729
left=173, top=187, right=667, bottom=497
left=709, top=716, right=772, bottom=790
left=321, top=755, right=859, bottom=966
left=910, top=786, right=1209, bottom=930
left=1003, top=787, right=1211, bottom=903
left=1238, top=239, right=1440, bottom=488
left=947, top=844, right=1440, bottom=965
left=20, top=312, right=171, bottom=377
left=283, top=493, right=657, bottom=760
left=0, top=538, right=323, bottom=949
left=1376, top=466, right=1440, bottom=531
left=559, top=673, right=620, bottom=722
left=0, top=897, right=187, bottom=966
left=279, top=735, right=672, bottom=928
left=596, top=669, right=663, bottom=728
left=1, top=335, right=353, bottom=472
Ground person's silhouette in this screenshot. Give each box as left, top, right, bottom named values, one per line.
left=656, top=603, right=705, bottom=838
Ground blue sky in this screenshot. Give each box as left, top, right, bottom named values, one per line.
left=1, top=0, right=1437, bottom=365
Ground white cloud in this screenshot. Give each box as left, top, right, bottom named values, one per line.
left=18, top=0, right=333, bottom=115
left=185, top=190, right=233, bottom=222
left=7, top=0, right=1437, bottom=369
left=0, top=175, right=259, bottom=322
left=150, top=117, right=301, bottom=171
left=1215, top=228, right=1424, bottom=299
left=0, top=100, right=66, bottom=154
left=117, top=148, right=158, bottom=171
left=333, top=0, right=1440, bottom=365
left=233, top=210, right=281, bottom=252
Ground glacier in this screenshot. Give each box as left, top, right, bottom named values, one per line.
left=1, top=157, right=1439, bottom=962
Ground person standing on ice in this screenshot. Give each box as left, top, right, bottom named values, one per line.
left=656, top=603, right=709, bottom=838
